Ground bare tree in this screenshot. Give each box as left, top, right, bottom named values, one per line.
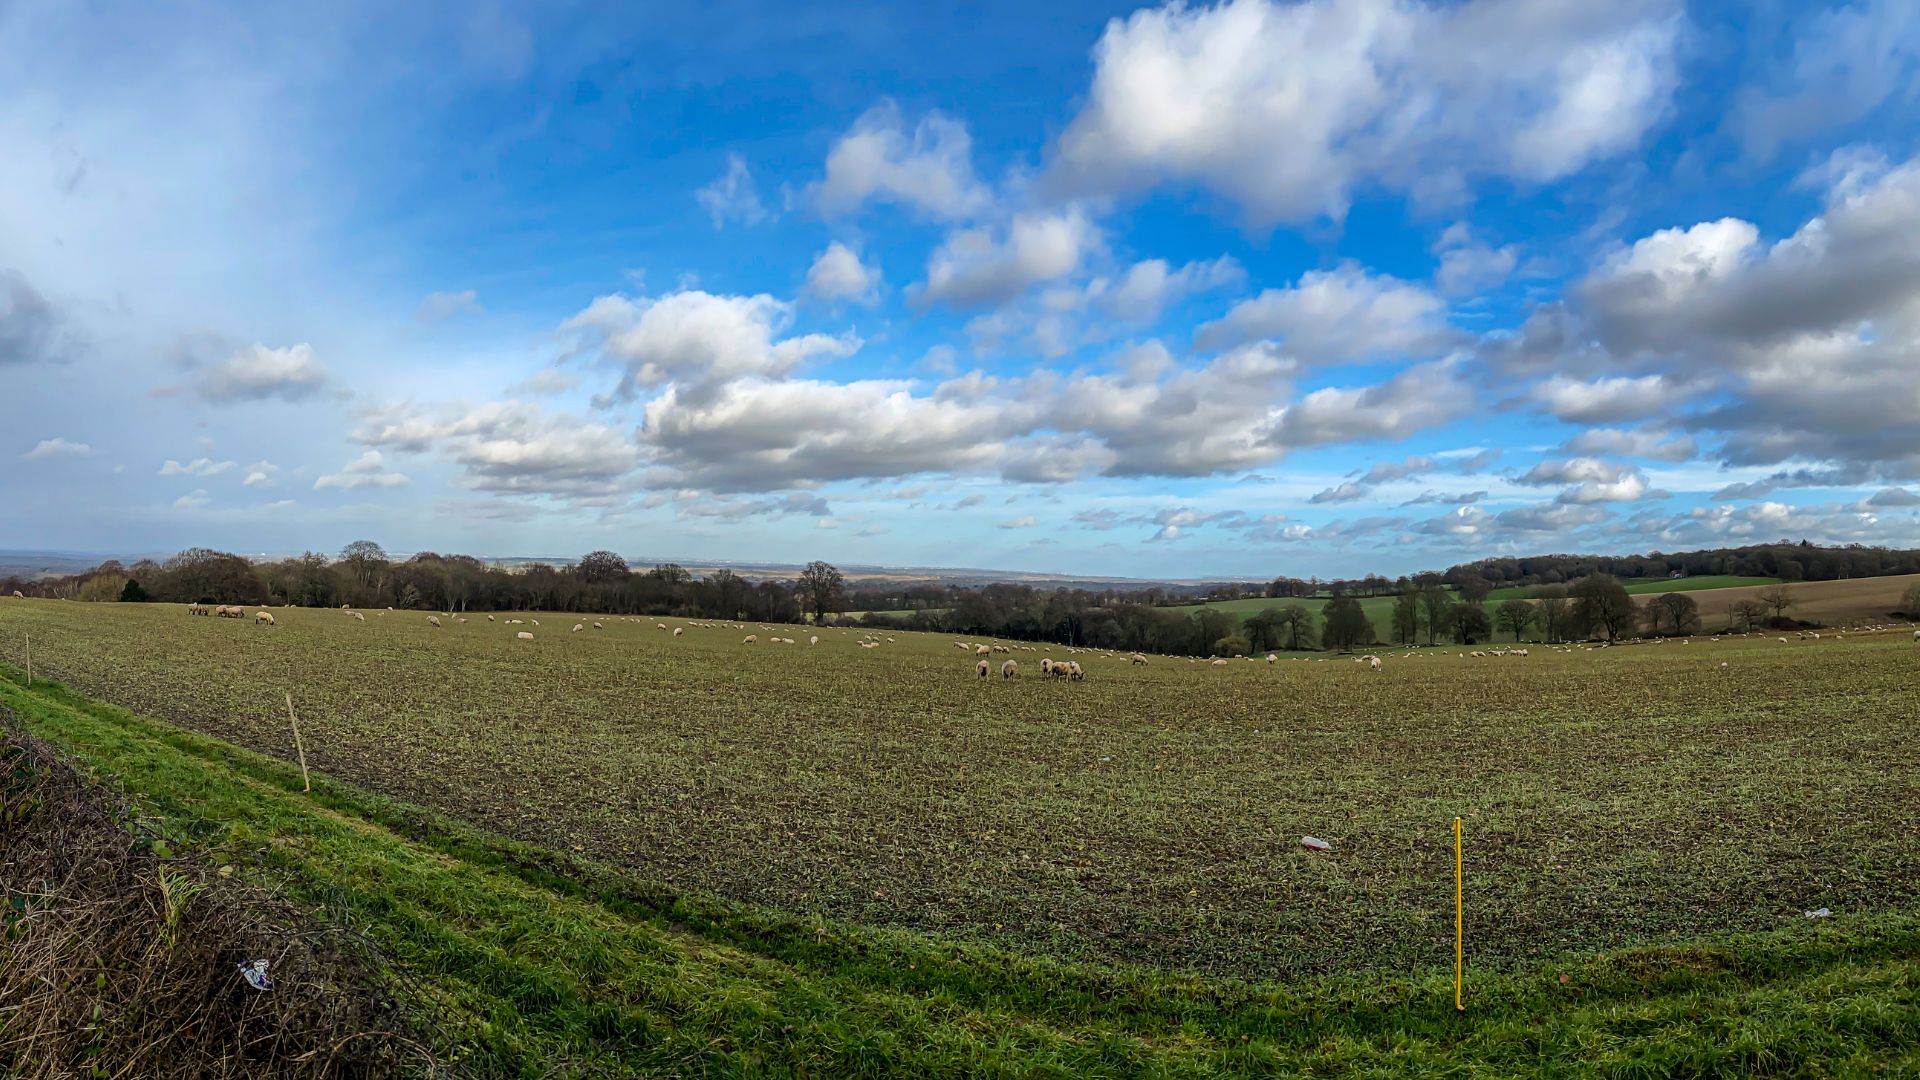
left=1494, top=598, right=1535, bottom=641
left=796, top=561, right=846, bottom=624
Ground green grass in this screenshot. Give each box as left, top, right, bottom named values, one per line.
left=1484, top=576, right=1784, bottom=602
left=1159, top=593, right=1406, bottom=642
left=6, top=668, right=1917, bottom=1076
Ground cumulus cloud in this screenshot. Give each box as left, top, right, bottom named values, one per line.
left=1560, top=425, right=1698, bottom=462
left=804, top=242, right=881, bottom=304
left=1517, top=456, right=1656, bottom=504
left=1049, top=0, right=1680, bottom=224
left=813, top=102, right=992, bottom=220
left=1529, top=373, right=1697, bottom=423
left=358, top=401, right=638, bottom=500
left=22, top=437, right=92, bottom=460
left=564, top=289, right=860, bottom=403
left=415, top=289, right=481, bottom=321
left=695, top=153, right=770, bottom=228
left=1270, top=361, right=1472, bottom=447
left=1433, top=223, right=1519, bottom=296
left=1309, top=453, right=1438, bottom=502
left=915, top=207, right=1100, bottom=309
left=162, top=342, right=330, bottom=403
left=172, top=489, right=211, bottom=510
left=1194, top=262, right=1452, bottom=361
left=242, top=460, right=279, bottom=486
left=314, top=449, right=410, bottom=491
left=999, top=515, right=1038, bottom=529
left=1097, top=256, right=1243, bottom=323
left=158, top=457, right=236, bottom=476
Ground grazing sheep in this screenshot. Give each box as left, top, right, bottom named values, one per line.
left=352, top=612, right=365, bottom=622
left=1130, top=653, right=1147, bottom=665
left=977, top=658, right=991, bottom=678
left=1368, top=656, right=1382, bottom=672
left=809, top=635, right=819, bottom=645
left=9, top=590, right=22, bottom=598
left=1469, top=651, right=1486, bottom=658
left=254, top=611, right=276, bottom=626
left=673, top=627, right=684, bottom=637
left=428, top=615, right=442, bottom=628
left=488, top=614, right=496, bottom=621
left=531, top=619, right=540, bottom=627
left=1266, top=654, right=1277, bottom=664
left=1040, top=658, right=1054, bottom=675
left=1511, top=649, right=1529, bottom=657
left=1210, top=658, right=1228, bottom=666
left=743, top=635, right=757, bottom=644
left=517, top=631, right=534, bottom=641
left=572, top=624, right=585, bottom=633
left=594, top=622, right=604, bottom=630
left=657, top=622, right=667, bottom=630
left=1068, top=661, right=1084, bottom=681
left=188, top=603, right=211, bottom=616
left=1002, top=659, right=1018, bottom=679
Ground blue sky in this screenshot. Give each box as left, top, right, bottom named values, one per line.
left=5, top=0, right=1920, bottom=578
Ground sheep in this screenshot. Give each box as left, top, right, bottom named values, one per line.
left=9, top=590, right=22, bottom=598
left=188, top=603, right=211, bottom=616
left=1511, top=648, right=1529, bottom=657
left=657, top=622, right=667, bottom=630
left=1914, top=630, right=1920, bottom=641
left=1266, top=654, right=1277, bottom=664
left=743, top=635, right=757, bottom=644
left=977, top=658, right=991, bottom=678
left=1368, top=656, right=1382, bottom=672
left=1210, top=658, right=1228, bottom=666
left=809, top=635, right=819, bottom=645
left=352, top=612, right=365, bottom=622
left=488, top=614, right=496, bottom=621
left=428, top=615, right=442, bottom=628
left=1130, top=653, right=1147, bottom=665
left=1040, top=658, right=1054, bottom=675
left=593, top=622, right=604, bottom=630
left=517, top=631, right=534, bottom=641
left=1002, top=659, right=1018, bottom=679
left=531, top=619, right=540, bottom=627
left=1469, top=651, right=1486, bottom=658
left=254, top=611, right=276, bottom=626
left=673, top=627, right=684, bottom=637
left=1068, top=661, right=1084, bottom=681
left=572, top=624, right=585, bottom=634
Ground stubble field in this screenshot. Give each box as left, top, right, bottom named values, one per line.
left=1, top=597, right=1916, bottom=981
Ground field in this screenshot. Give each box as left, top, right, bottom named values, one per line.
left=1164, top=574, right=1912, bottom=642
left=2, top=598, right=1918, bottom=987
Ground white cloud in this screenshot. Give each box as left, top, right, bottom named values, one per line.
left=1270, top=361, right=1472, bottom=447
left=1050, top=0, right=1680, bottom=224
left=1517, top=456, right=1656, bottom=504
left=1731, top=0, right=1920, bottom=161
left=165, top=342, right=330, bottom=403
left=565, top=289, right=860, bottom=402
left=416, top=289, right=482, bottom=321
left=804, top=242, right=881, bottom=304
left=158, top=457, right=236, bottom=476
left=172, top=489, right=211, bottom=510
left=1195, top=262, right=1451, bottom=361
left=22, top=436, right=92, bottom=460
left=695, top=153, right=770, bottom=228
left=1560, top=425, right=1697, bottom=462
left=1097, top=256, right=1243, bottom=322
left=358, top=400, right=638, bottom=501
left=998, top=515, right=1037, bottom=529
left=916, top=207, right=1100, bottom=309
left=242, top=460, right=279, bottom=486
left=314, top=449, right=410, bottom=491
left=813, top=102, right=991, bottom=220
left=1433, top=223, right=1519, bottom=296
left=1530, top=373, right=1696, bottom=423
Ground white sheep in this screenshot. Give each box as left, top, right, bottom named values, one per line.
left=809, top=635, right=819, bottom=645
left=488, top=614, right=496, bottom=621
left=531, top=619, right=540, bottom=627
left=977, top=658, right=991, bottom=678
left=1068, top=661, right=1084, bottom=681
left=1266, top=654, right=1277, bottom=664
left=255, top=611, right=276, bottom=626
left=517, top=631, right=534, bottom=641
left=743, top=634, right=757, bottom=644
left=657, top=622, right=667, bottom=630
left=673, top=627, right=684, bottom=637
left=1368, top=656, right=1382, bottom=672
left=428, top=615, right=442, bottom=628
left=1130, top=653, right=1147, bottom=666
left=572, top=624, right=585, bottom=633
left=593, top=622, right=604, bottom=630
left=1040, top=658, right=1054, bottom=674
left=1210, top=658, right=1227, bottom=666
left=1002, top=659, right=1018, bottom=679
left=353, top=612, right=366, bottom=622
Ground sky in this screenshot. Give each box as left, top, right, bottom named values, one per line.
left=4, top=0, right=1920, bottom=579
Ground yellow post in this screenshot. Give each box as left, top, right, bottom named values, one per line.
left=286, top=692, right=311, bottom=793
left=1454, top=816, right=1464, bottom=1011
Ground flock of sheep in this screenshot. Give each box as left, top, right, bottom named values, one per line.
left=153, top=600, right=1920, bottom=677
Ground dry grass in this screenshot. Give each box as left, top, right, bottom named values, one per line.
left=0, top=715, right=438, bottom=1078
left=1673, top=572, right=1920, bottom=628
